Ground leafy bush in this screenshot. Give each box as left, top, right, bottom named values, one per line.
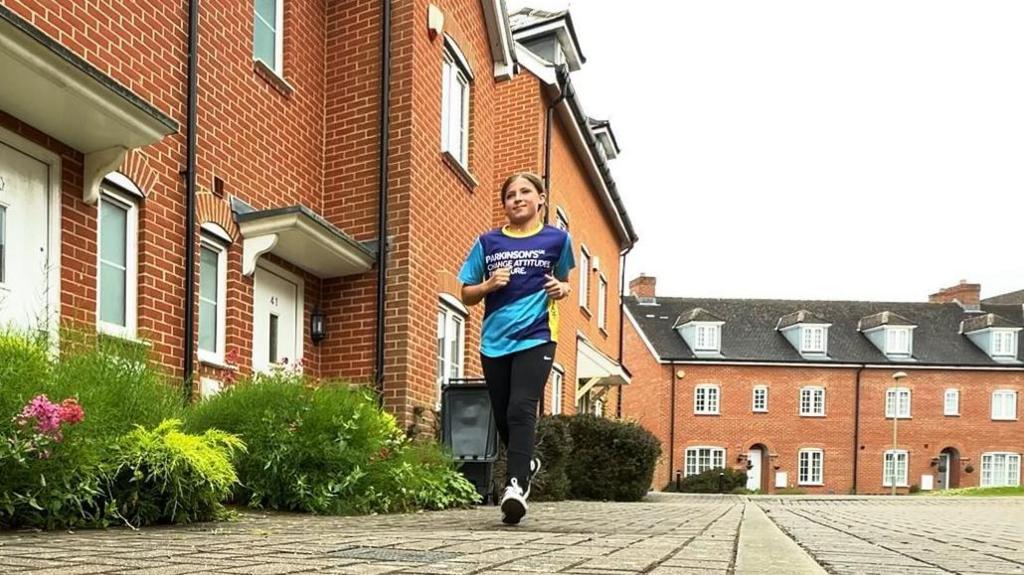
left=488, top=415, right=574, bottom=503
left=0, top=331, right=184, bottom=529
left=185, top=372, right=477, bottom=514
left=106, top=419, right=244, bottom=526
left=676, top=467, right=747, bottom=493
left=564, top=415, right=661, bottom=502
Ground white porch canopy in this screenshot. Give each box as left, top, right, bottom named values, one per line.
left=0, top=6, right=177, bottom=204
left=576, top=334, right=630, bottom=397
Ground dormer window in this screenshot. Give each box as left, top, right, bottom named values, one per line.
left=673, top=308, right=725, bottom=355
left=993, top=330, right=1017, bottom=357
left=801, top=326, right=826, bottom=353
left=960, top=313, right=1022, bottom=362
left=695, top=324, right=719, bottom=352
left=887, top=327, right=911, bottom=355
left=858, top=312, right=916, bottom=360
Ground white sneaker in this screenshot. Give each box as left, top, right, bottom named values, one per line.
left=500, top=478, right=527, bottom=525
left=524, top=457, right=542, bottom=499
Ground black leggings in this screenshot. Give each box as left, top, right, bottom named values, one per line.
left=480, top=342, right=555, bottom=488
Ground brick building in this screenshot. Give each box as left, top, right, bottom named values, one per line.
left=622, top=277, right=1023, bottom=494
left=0, top=1, right=634, bottom=429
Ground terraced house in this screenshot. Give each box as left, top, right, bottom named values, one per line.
left=622, top=277, right=1023, bottom=494
left=0, top=1, right=634, bottom=429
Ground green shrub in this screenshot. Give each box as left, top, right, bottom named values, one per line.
left=564, top=415, right=661, bottom=502
left=106, top=419, right=244, bottom=526
left=0, top=331, right=184, bottom=529
left=185, top=373, right=477, bottom=514
left=677, top=467, right=748, bottom=493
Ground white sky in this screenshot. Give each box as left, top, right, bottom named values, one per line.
left=508, top=0, right=1024, bottom=302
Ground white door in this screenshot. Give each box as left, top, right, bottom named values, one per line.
left=252, top=266, right=302, bottom=372
left=938, top=453, right=950, bottom=490
left=0, top=142, right=50, bottom=331
left=746, top=450, right=762, bottom=491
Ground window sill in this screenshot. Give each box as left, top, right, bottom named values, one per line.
left=944, top=413, right=960, bottom=417
left=693, top=412, right=720, bottom=416
left=580, top=306, right=592, bottom=319
left=441, top=151, right=478, bottom=191
left=753, top=410, right=768, bottom=414
left=254, top=59, right=294, bottom=96
left=97, top=327, right=148, bottom=347
left=991, top=418, right=1018, bottom=422
left=598, top=327, right=608, bottom=338
left=199, top=354, right=236, bottom=371
left=798, top=482, right=824, bottom=487
left=799, top=413, right=826, bottom=418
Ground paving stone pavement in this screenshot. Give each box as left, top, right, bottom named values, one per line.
left=0, top=494, right=1021, bottom=575
left=758, top=496, right=1024, bottom=575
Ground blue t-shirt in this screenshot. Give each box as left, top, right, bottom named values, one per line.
left=459, top=225, right=575, bottom=358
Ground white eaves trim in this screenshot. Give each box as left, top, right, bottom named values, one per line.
left=480, top=0, right=516, bottom=80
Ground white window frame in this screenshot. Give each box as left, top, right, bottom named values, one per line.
left=694, top=384, right=720, bottom=415
left=554, top=206, right=569, bottom=231
left=441, top=37, right=472, bottom=167
left=992, top=330, right=1018, bottom=357
left=197, top=235, right=228, bottom=365
left=578, top=245, right=591, bottom=310
left=593, top=398, right=605, bottom=417
left=799, top=386, right=826, bottom=417
left=943, top=388, right=959, bottom=416
left=550, top=366, right=564, bottom=415
left=96, top=188, right=139, bottom=339
left=981, top=452, right=1021, bottom=487
left=883, top=450, right=909, bottom=487
left=436, top=301, right=466, bottom=406
left=885, top=387, right=912, bottom=419
left=684, top=446, right=726, bottom=477
left=752, top=385, right=768, bottom=413
left=798, top=448, right=824, bottom=486
left=253, top=0, right=285, bottom=75
left=886, top=327, right=911, bottom=355
left=694, top=323, right=720, bottom=352
left=801, top=326, right=826, bottom=353
left=991, top=389, right=1018, bottom=421
left=597, top=274, right=608, bottom=331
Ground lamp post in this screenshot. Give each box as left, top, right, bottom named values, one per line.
left=890, top=371, right=907, bottom=496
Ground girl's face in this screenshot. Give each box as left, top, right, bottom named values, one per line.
left=503, top=177, right=545, bottom=225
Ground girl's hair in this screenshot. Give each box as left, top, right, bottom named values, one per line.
left=500, top=172, right=546, bottom=200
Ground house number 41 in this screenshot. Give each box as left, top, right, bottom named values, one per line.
left=269, top=296, right=279, bottom=306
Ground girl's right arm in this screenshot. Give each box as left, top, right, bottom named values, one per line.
left=461, top=267, right=510, bottom=306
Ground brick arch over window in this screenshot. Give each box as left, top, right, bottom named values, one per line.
left=119, top=149, right=158, bottom=199
left=196, top=192, right=239, bottom=242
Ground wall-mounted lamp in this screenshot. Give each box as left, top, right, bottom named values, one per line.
left=311, top=306, right=326, bottom=344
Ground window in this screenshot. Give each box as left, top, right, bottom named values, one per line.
left=0, top=204, right=5, bottom=284
left=694, top=384, right=720, bottom=414
left=555, top=207, right=569, bottom=231
left=992, top=330, right=1017, bottom=357
left=752, top=385, right=768, bottom=412
left=97, top=190, right=138, bottom=338
left=944, top=389, right=959, bottom=416
left=991, top=390, right=1018, bottom=420
left=436, top=303, right=465, bottom=401
left=198, top=236, right=227, bottom=364
left=981, top=452, right=1021, bottom=487
left=685, top=447, right=725, bottom=476
left=798, top=449, right=824, bottom=485
left=885, top=387, right=911, bottom=419
left=550, top=367, right=564, bottom=415
left=253, top=0, right=284, bottom=74
left=801, top=326, right=826, bottom=353
left=441, top=38, right=471, bottom=166
left=886, top=327, right=911, bottom=355
left=578, top=246, right=590, bottom=309
left=694, top=324, right=720, bottom=352
left=597, top=275, right=608, bottom=330
left=799, top=386, right=825, bottom=416
left=883, top=450, right=909, bottom=487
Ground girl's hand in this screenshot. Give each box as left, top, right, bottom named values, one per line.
left=544, top=274, right=570, bottom=300
left=487, top=267, right=511, bottom=292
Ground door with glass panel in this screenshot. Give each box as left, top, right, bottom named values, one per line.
left=0, top=141, right=50, bottom=331
left=252, top=265, right=301, bottom=372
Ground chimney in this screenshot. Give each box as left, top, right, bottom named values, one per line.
left=629, top=274, right=657, bottom=298
left=929, top=279, right=981, bottom=310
